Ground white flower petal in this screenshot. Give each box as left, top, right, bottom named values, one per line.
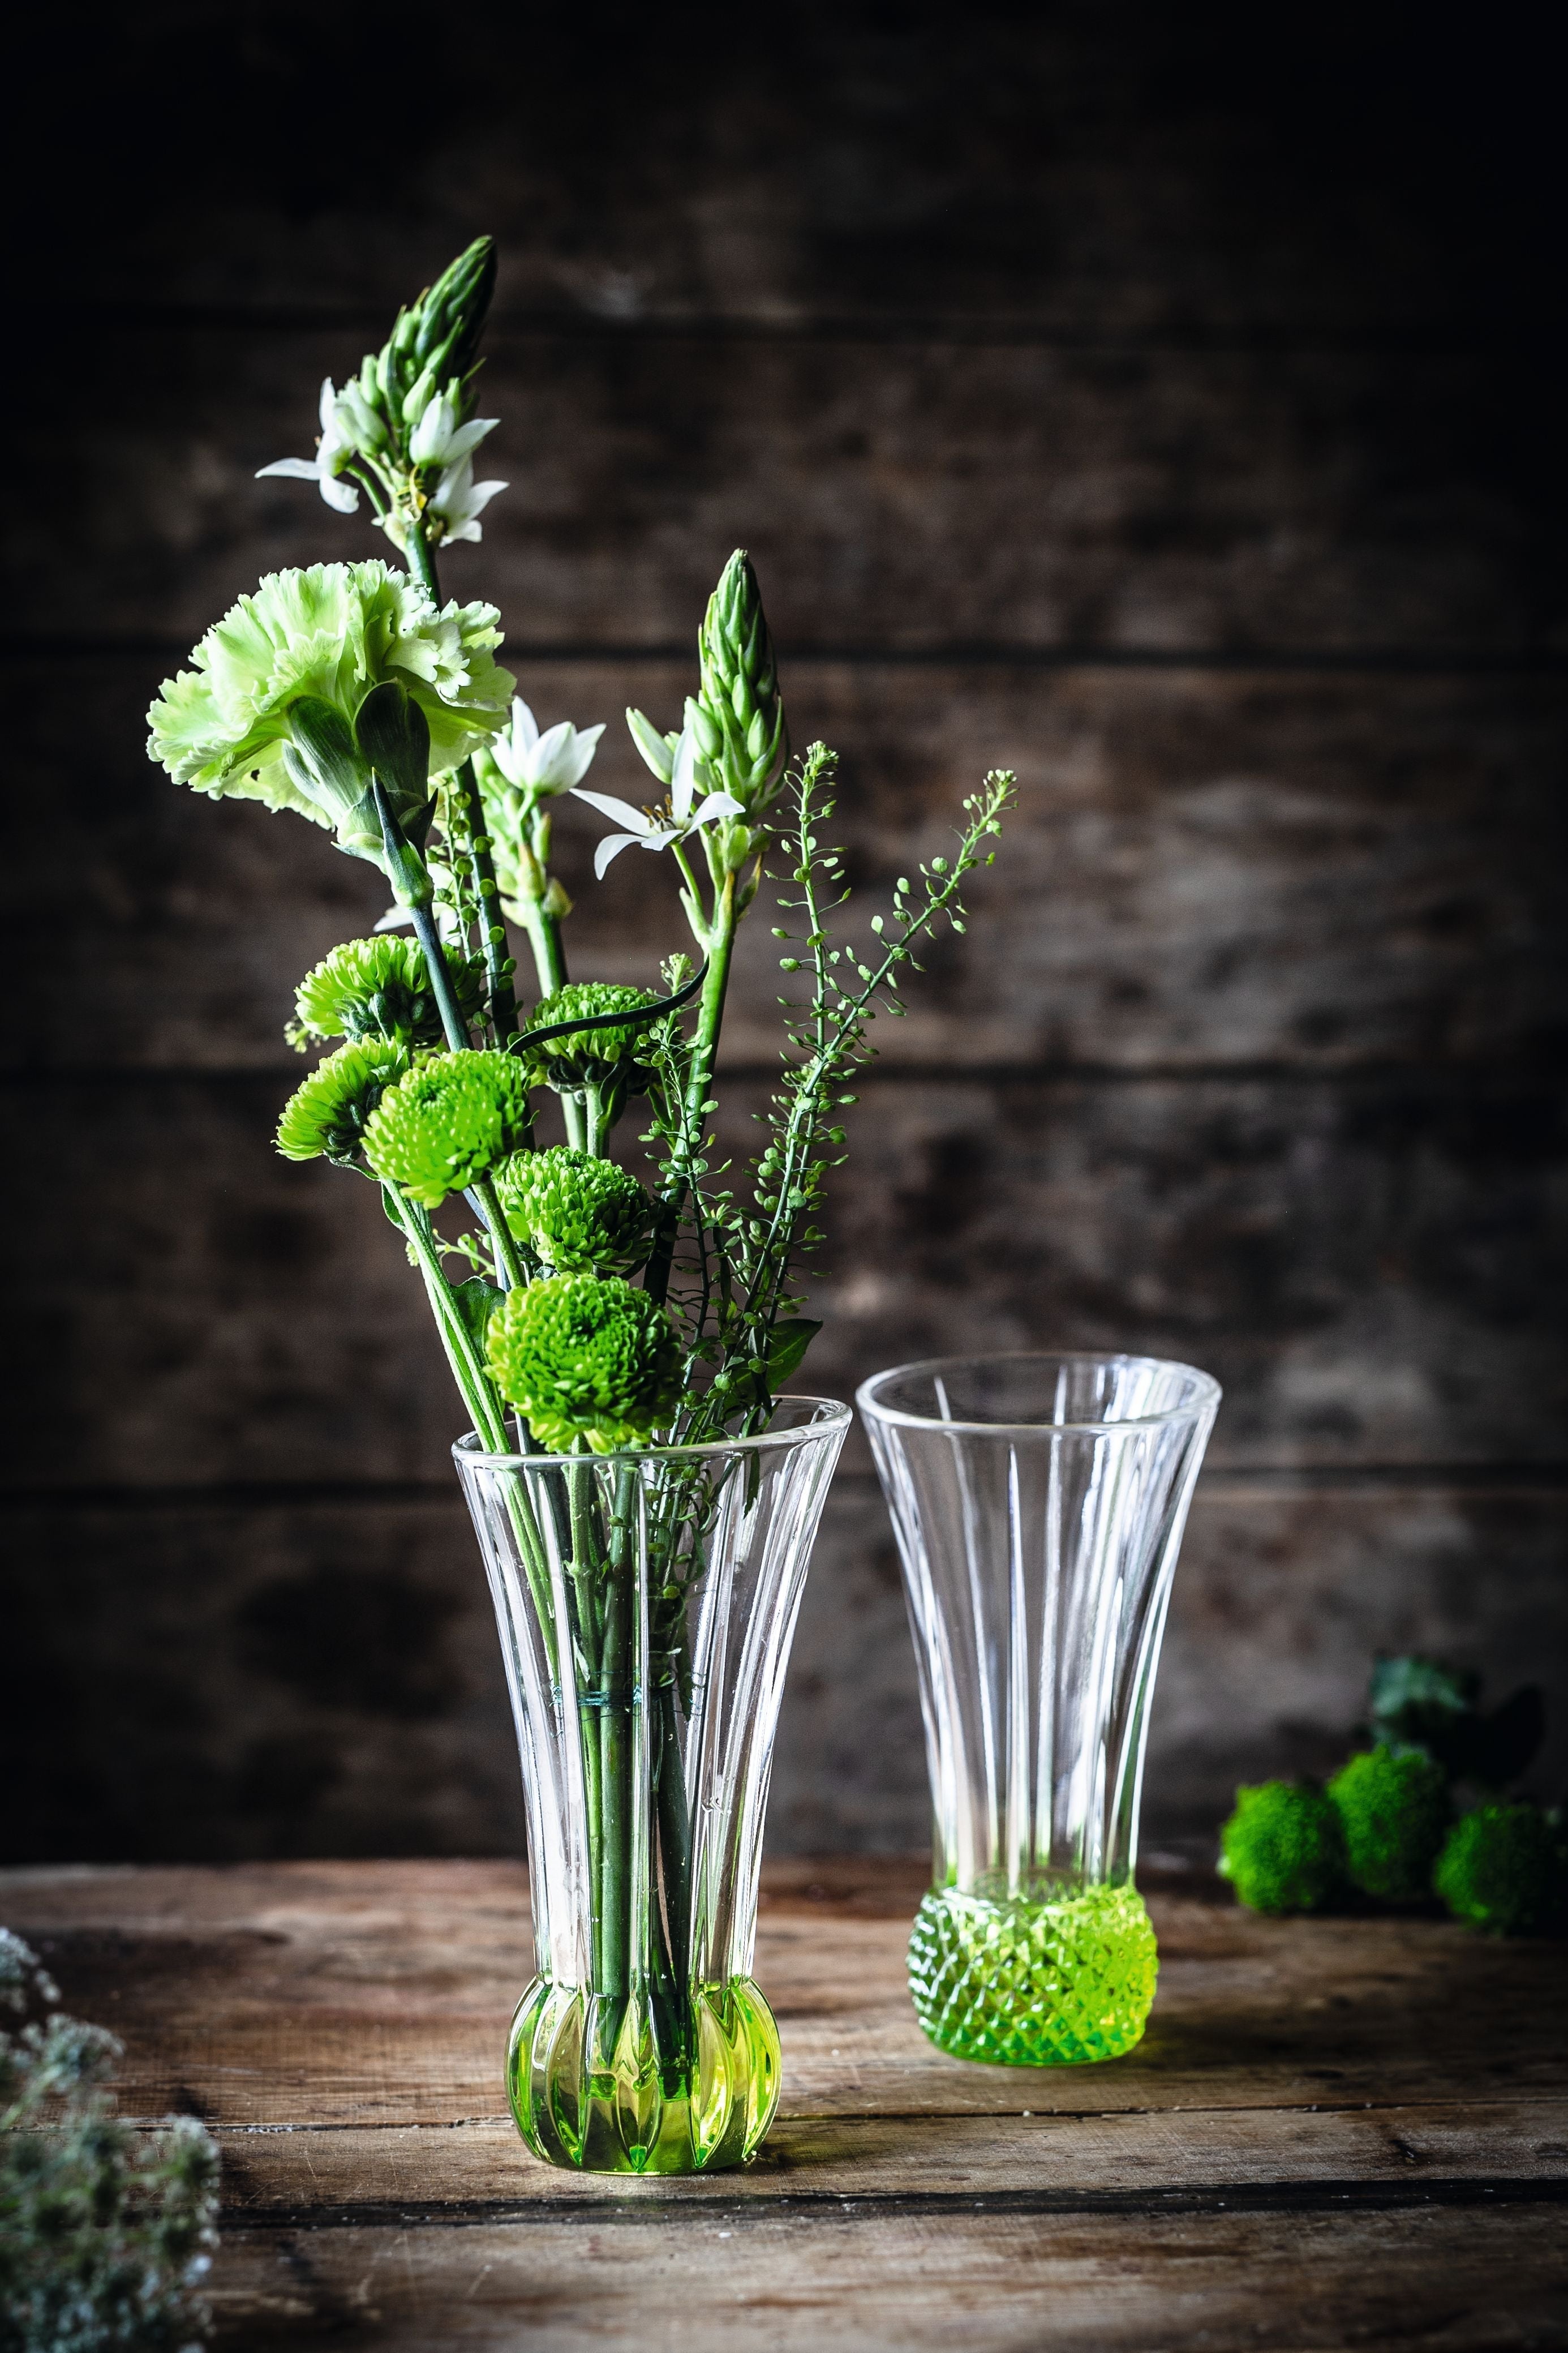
left=572, top=787, right=657, bottom=833
left=320, top=473, right=360, bottom=513
left=594, top=832, right=642, bottom=877
left=256, top=457, right=323, bottom=481
left=531, top=719, right=576, bottom=783
left=688, top=790, right=745, bottom=829
left=557, top=722, right=605, bottom=786
left=669, top=725, right=701, bottom=820
left=444, top=417, right=499, bottom=462
left=317, top=377, right=338, bottom=432
left=511, top=698, right=540, bottom=756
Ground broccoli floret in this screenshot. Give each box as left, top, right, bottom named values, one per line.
left=1219, top=1781, right=1347, bottom=1914
left=1326, top=1744, right=1450, bottom=1901
left=1434, top=1803, right=1568, bottom=1936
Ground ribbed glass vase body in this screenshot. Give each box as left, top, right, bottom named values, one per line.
left=454, top=1398, right=848, bottom=2172
left=858, top=1355, right=1219, bottom=2065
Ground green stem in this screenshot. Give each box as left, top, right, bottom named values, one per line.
left=518, top=890, right=570, bottom=998
left=644, top=875, right=737, bottom=1306
left=454, top=760, right=520, bottom=1047
left=389, top=1190, right=506, bottom=1450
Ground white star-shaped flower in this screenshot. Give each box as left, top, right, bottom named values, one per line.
left=488, top=699, right=605, bottom=796
left=426, top=451, right=508, bottom=545
left=256, top=378, right=362, bottom=515
left=408, top=388, right=500, bottom=471
left=573, top=725, right=744, bottom=877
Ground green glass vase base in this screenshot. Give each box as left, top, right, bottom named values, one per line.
left=908, top=1880, right=1158, bottom=2066
left=508, top=1977, right=781, bottom=2173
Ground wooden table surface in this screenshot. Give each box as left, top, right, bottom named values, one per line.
left=2, top=1857, right=1564, bottom=2350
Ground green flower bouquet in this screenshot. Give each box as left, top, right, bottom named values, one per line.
left=148, top=239, right=1012, bottom=2174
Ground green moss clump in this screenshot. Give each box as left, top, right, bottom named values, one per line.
left=1219, top=1781, right=1347, bottom=1915
left=1433, top=1803, right=1568, bottom=1936
left=1326, top=1745, right=1450, bottom=1901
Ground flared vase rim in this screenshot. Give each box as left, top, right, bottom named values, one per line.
left=453, top=1392, right=852, bottom=1472
left=854, top=1349, right=1222, bottom=1437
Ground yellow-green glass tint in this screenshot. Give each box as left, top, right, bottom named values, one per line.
left=508, top=1977, right=781, bottom=2174
left=908, top=1879, right=1157, bottom=2065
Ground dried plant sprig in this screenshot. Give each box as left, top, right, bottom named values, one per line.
left=1, top=1931, right=220, bottom=2353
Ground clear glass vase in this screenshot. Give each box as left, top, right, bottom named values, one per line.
left=454, top=1396, right=849, bottom=2172
left=857, top=1353, right=1219, bottom=2067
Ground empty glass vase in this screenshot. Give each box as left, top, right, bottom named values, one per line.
left=454, top=1398, right=849, bottom=2172
left=858, top=1353, right=1219, bottom=2067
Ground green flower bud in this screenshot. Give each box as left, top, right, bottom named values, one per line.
left=292, top=936, right=484, bottom=1051
left=1218, top=1781, right=1347, bottom=1915
left=693, top=549, right=788, bottom=815
left=362, top=1049, right=532, bottom=1207
left=495, top=1146, right=652, bottom=1274
left=519, top=983, right=661, bottom=1088
left=277, top=1038, right=410, bottom=1165
left=1326, top=1745, right=1450, bottom=1902
left=486, top=1273, right=681, bottom=1453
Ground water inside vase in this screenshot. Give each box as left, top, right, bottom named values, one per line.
left=508, top=1975, right=781, bottom=2174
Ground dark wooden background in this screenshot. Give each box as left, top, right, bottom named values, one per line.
left=3, top=3, right=1563, bottom=1865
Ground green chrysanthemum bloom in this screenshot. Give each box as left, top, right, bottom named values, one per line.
left=1434, top=1803, right=1568, bottom=1936
left=362, top=1050, right=532, bottom=1207
left=293, top=935, right=485, bottom=1051
left=146, top=560, right=514, bottom=811
left=1218, top=1781, right=1347, bottom=1915
left=277, top=1038, right=410, bottom=1165
left=486, top=1273, right=680, bottom=1452
left=1326, top=1745, right=1450, bottom=1902
left=494, top=1146, right=652, bottom=1273
left=519, top=983, right=660, bottom=1086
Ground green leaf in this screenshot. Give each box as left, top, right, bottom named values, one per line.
left=286, top=695, right=371, bottom=826
left=452, top=1276, right=505, bottom=1352
left=766, top=1317, right=822, bottom=1383
left=354, top=679, right=432, bottom=808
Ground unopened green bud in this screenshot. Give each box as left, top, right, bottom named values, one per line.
left=695, top=548, right=788, bottom=816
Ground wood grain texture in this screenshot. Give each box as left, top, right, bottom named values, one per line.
left=3, top=1, right=1563, bottom=1875
left=4, top=1484, right=1564, bottom=1863
left=13, top=661, right=1565, bottom=1075
left=28, top=333, right=1560, bottom=655
left=6, top=1069, right=1561, bottom=1493
left=1, top=1861, right=1563, bottom=2350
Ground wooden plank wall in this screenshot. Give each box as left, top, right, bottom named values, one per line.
left=3, top=7, right=1564, bottom=1863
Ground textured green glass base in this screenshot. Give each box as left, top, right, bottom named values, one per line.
left=908, top=1880, right=1158, bottom=2065
left=507, top=1977, right=781, bottom=2173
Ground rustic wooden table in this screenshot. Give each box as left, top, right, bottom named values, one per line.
left=2, top=1858, right=1563, bottom=2348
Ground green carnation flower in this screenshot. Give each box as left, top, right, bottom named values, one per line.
left=486, top=1273, right=680, bottom=1452
left=277, top=1038, right=410, bottom=1165
left=1326, top=1745, right=1450, bottom=1902
left=1434, top=1802, right=1568, bottom=1935
left=362, top=1049, right=532, bottom=1207
left=146, top=560, right=514, bottom=815
left=292, top=935, right=484, bottom=1051
left=1218, top=1781, right=1347, bottom=1915
left=494, top=1146, right=652, bottom=1273
left=519, top=983, right=661, bottom=1086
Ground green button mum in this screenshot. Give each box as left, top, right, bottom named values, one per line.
left=495, top=1146, right=652, bottom=1274
left=363, top=1050, right=532, bottom=1207
left=486, top=1274, right=681, bottom=1453
left=293, top=935, right=486, bottom=1051
left=521, top=982, right=661, bottom=1085
left=277, top=1038, right=410, bottom=1165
